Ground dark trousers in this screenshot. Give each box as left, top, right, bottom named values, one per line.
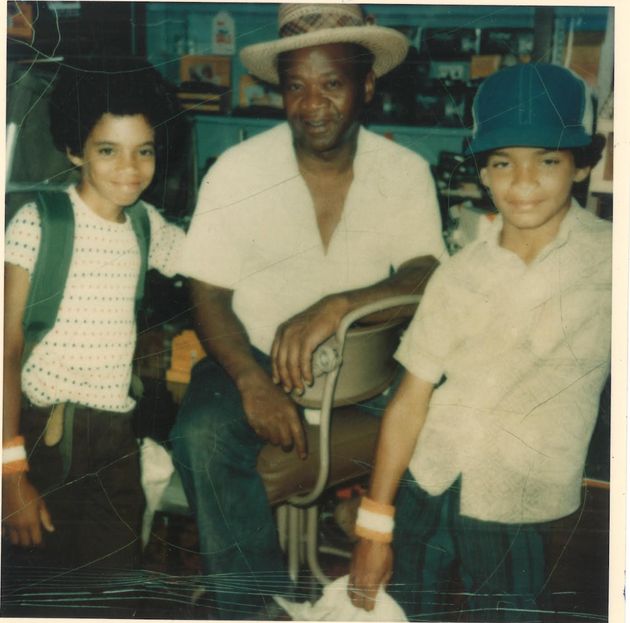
left=1, top=403, right=145, bottom=616
left=390, top=472, right=548, bottom=622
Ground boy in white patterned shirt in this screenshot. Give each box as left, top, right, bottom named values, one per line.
left=348, top=64, right=611, bottom=622
left=2, top=62, right=184, bottom=587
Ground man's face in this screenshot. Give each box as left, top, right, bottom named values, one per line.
left=280, top=43, right=375, bottom=157
left=480, top=147, right=590, bottom=237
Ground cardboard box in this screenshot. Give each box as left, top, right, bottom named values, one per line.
left=422, top=28, right=478, bottom=56
left=429, top=60, right=470, bottom=82
left=589, top=118, right=613, bottom=194
left=166, top=330, right=205, bottom=385
left=470, top=55, right=502, bottom=79
left=7, top=2, right=33, bottom=39
left=239, top=75, right=283, bottom=110
left=176, top=90, right=230, bottom=114
left=566, top=32, right=605, bottom=86
left=480, top=29, right=533, bottom=56
left=179, top=55, right=231, bottom=88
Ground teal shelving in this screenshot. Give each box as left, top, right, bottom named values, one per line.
left=192, top=115, right=470, bottom=173
left=144, top=3, right=609, bottom=174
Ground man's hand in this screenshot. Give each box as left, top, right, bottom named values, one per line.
left=2, top=474, right=54, bottom=547
left=271, top=295, right=348, bottom=395
left=237, top=366, right=307, bottom=459
left=348, top=538, right=393, bottom=611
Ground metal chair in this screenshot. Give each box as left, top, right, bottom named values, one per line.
left=276, top=294, right=420, bottom=583
left=142, top=294, right=421, bottom=585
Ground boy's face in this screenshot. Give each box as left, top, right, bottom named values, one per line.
left=480, top=147, right=590, bottom=237
left=68, top=113, right=156, bottom=219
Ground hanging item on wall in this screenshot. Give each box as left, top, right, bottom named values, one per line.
left=180, top=55, right=231, bottom=87
left=211, top=10, right=235, bottom=55
left=178, top=55, right=231, bottom=114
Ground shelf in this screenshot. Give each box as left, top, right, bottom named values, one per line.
left=192, top=114, right=471, bottom=170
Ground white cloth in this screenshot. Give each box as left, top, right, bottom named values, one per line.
left=5, top=185, right=184, bottom=412
left=274, top=575, right=407, bottom=621
left=179, top=122, right=447, bottom=355
left=395, top=202, right=611, bottom=524
left=140, top=438, right=175, bottom=546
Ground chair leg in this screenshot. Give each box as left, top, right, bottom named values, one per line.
left=287, top=505, right=302, bottom=583
left=305, top=505, right=332, bottom=586
left=284, top=504, right=344, bottom=587
left=277, top=504, right=288, bottom=552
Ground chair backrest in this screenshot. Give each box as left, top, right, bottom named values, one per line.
left=293, top=317, right=407, bottom=408
left=288, top=294, right=421, bottom=506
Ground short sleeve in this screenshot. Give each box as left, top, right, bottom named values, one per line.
left=395, top=259, right=454, bottom=384
left=145, top=204, right=185, bottom=278
left=177, top=161, right=245, bottom=287
left=388, top=156, right=448, bottom=269
left=176, top=135, right=294, bottom=288
left=5, top=203, right=41, bottom=275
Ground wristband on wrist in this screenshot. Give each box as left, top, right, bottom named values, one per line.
left=3, top=436, right=29, bottom=475
left=3, top=435, right=25, bottom=449
left=355, top=524, right=394, bottom=543
left=354, top=496, right=395, bottom=543
left=360, top=496, right=395, bottom=517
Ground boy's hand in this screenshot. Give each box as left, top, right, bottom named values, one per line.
left=348, top=538, right=393, bottom=611
left=2, top=474, right=54, bottom=547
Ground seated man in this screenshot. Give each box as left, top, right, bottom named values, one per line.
left=170, top=3, right=447, bottom=619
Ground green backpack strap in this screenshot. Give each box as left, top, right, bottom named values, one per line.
left=22, top=194, right=151, bottom=364
left=22, top=191, right=75, bottom=363
left=126, top=202, right=150, bottom=401
left=126, top=201, right=151, bottom=315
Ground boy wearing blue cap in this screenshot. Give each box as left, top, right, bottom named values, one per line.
left=348, top=64, right=611, bottom=621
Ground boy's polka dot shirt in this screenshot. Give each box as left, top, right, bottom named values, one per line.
left=5, top=186, right=184, bottom=412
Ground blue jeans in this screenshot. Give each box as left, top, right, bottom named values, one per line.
left=170, top=352, right=289, bottom=619
left=170, top=350, right=399, bottom=619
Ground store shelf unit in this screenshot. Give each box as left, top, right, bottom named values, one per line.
left=144, top=3, right=610, bottom=176
left=192, top=115, right=471, bottom=173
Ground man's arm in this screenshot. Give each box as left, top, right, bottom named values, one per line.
left=271, top=254, right=439, bottom=394
left=2, top=263, right=54, bottom=546
left=189, top=279, right=306, bottom=458
left=347, top=371, right=434, bottom=611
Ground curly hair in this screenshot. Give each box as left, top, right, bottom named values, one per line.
left=472, top=134, right=607, bottom=171
left=49, top=60, right=179, bottom=157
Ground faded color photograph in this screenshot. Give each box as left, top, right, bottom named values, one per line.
left=2, top=2, right=624, bottom=622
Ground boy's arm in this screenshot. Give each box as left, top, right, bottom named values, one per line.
left=2, top=263, right=54, bottom=546
left=271, top=255, right=439, bottom=394
left=348, top=371, right=434, bottom=611
left=188, top=279, right=306, bottom=458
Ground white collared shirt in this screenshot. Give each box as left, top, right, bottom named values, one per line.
left=395, top=202, right=612, bottom=523
left=179, top=123, right=447, bottom=354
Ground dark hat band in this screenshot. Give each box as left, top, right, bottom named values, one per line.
left=279, top=13, right=364, bottom=38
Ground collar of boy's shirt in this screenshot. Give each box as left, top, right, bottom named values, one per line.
left=482, top=200, right=580, bottom=265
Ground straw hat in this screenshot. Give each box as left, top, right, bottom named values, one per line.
left=240, top=4, right=409, bottom=85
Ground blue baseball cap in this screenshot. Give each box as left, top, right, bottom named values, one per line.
left=466, top=63, right=594, bottom=155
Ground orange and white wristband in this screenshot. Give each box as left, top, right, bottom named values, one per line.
left=2, top=436, right=29, bottom=475
left=354, top=496, right=395, bottom=544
